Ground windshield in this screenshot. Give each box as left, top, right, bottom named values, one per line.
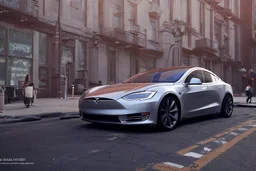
left=123, top=68, right=189, bottom=83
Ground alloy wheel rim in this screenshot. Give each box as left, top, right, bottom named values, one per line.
left=226, top=97, right=233, bottom=116
left=160, top=98, right=179, bottom=128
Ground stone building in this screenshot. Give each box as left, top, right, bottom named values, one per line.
left=0, top=0, right=245, bottom=97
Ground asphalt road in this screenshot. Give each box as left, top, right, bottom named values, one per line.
left=0, top=108, right=256, bottom=171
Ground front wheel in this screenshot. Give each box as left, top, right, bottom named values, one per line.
left=221, top=94, right=233, bottom=118
left=157, top=96, right=180, bottom=131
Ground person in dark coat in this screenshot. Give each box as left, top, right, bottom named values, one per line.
left=245, top=84, right=253, bottom=103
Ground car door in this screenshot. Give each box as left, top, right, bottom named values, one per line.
left=181, top=70, right=209, bottom=117
left=202, top=71, right=221, bottom=114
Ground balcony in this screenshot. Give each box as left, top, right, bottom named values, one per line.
left=194, top=38, right=218, bottom=55
left=99, top=26, right=146, bottom=47
left=0, top=0, right=39, bottom=17
left=149, top=2, right=162, bottom=18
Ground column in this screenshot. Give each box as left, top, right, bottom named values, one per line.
left=33, top=31, right=39, bottom=88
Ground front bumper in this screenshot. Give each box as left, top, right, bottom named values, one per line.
left=79, top=98, right=159, bottom=125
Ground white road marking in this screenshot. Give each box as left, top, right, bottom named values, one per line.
left=203, top=147, right=212, bottom=152
left=184, top=152, right=204, bottom=159
left=213, top=139, right=227, bottom=145
left=107, top=133, right=124, bottom=137
left=249, top=125, right=256, bottom=127
left=163, top=162, right=184, bottom=169
left=91, top=149, right=100, bottom=153
left=230, top=132, right=239, bottom=136
left=108, top=137, right=118, bottom=141
left=237, top=128, right=248, bottom=131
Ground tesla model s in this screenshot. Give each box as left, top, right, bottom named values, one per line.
left=78, top=66, right=234, bottom=131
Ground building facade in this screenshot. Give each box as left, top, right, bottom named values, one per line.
left=91, top=0, right=243, bottom=94
left=240, top=0, right=256, bottom=90
left=0, top=0, right=245, bottom=98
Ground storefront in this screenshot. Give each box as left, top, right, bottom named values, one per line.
left=0, top=26, right=33, bottom=87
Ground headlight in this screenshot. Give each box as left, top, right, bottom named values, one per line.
left=80, top=90, right=88, bottom=99
left=122, top=91, right=156, bottom=101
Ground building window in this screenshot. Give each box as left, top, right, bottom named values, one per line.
left=70, top=0, right=84, bottom=21
left=234, top=0, right=239, bottom=16
left=130, top=53, right=137, bottom=76
left=98, top=0, right=104, bottom=27
left=8, top=29, right=33, bottom=58
left=7, top=29, right=33, bottom=86
left=199, top=1, right=205, bottom=36
left=150, top=17, right=157, bottom=42
left=113, top=3, right=122, bottom=29
left=0, top=57, right=5, bottom=85
left=224, top=20, right=229, bottom=55
left=50, top=0, right=60, bottom=14
left=0, top=27, right=5, bottom=55
left=214, top=22, right=221, bottom=46
left=39, top=33, right=49, bottom=88
left=138, top=58, right=147, bottom=73
left=183, top=53, right=190, bottom=66
left=7, top=57, right=32, bottom=86
left=107, top=48, right=116, bottom=83
left=128, top=3, right=137, bottom=25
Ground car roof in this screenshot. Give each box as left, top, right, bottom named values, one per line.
left=143, top=66, right=193, bottom=74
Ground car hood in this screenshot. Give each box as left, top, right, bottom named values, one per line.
left=85, top=83, right=169, bottom=100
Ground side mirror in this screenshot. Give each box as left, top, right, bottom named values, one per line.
left=185, top=77, right=202, bottom=86
left=189, top=77, right=202, bottom=85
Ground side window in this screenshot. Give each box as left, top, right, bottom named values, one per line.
left=185, top=70, right=203, bottom=83
left=203, top=71, right=213, bottom=83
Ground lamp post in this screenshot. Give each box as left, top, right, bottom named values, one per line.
left=56, top=0, right=62, bottom=98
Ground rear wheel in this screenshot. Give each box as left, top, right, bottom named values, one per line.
left=157, top=96, right=180, bottom=131
left=221, top=94, right=233, bottom=118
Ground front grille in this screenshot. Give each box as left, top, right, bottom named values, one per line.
left=81, top=98, right=125, bottom=109
left=82, top=113, right=120, bottom=123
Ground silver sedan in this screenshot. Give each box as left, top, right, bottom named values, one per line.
left=78, top=67, right=234, bottom=131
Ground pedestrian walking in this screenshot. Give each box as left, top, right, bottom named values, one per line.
left=245, top=84, right=253, bottom=103
left=23, top=74, right=36, bottom=104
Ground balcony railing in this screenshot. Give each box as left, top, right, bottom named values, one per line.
left=100, top=26, right=146, bottom=47
left=0, top=0, right=39, bottom=17
left=195, top=38, right=218, bottom=51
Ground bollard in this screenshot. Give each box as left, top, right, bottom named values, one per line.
left=0, top=86, right=5, bottom=113
left=71, top=84, right=74, bottom=97
left=64, top=76, right=68, bottom=101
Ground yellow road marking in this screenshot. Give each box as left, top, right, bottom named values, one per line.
left=177, top=145, right=199, bottom=155
left=153, top=163, right=181, bottom=171
left=136, top=119, right=256, bottom=171
left=197, top=120, right=254, bottom=145
left=181, top=127, right=256, bottom=171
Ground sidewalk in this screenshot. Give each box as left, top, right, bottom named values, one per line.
left=0, top=97, right=80, bottom=122
left=233, top=96, right=256, bottom=108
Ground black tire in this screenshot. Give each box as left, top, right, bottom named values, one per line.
left=221, top=94, right=233, bottom=118
left=157, top=96, right=180, bottom=131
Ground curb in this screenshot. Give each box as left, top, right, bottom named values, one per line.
left=0, top=112, right=79, bottom=124
left=0, top=116, right=42, bottom=124
left=234, top=104, right=256, bottom=108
